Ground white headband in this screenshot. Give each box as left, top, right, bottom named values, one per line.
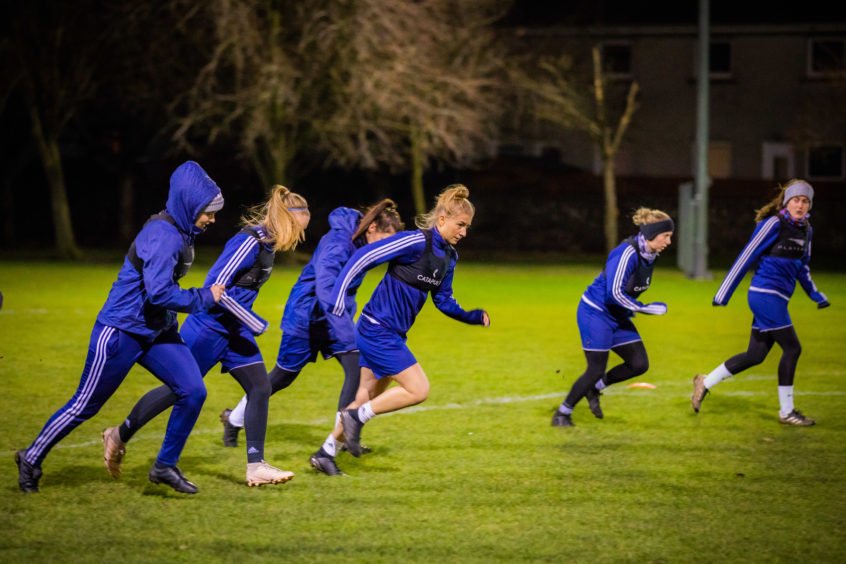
left=783, top=181, right=814, bottom=210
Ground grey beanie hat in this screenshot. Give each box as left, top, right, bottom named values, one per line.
left=783, top=181, right=814, bottom=210
left=203, top=192, right=225, bottom=213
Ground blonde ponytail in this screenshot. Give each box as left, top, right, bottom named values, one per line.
left=241, top=185, right=309, bottom=252
left=415, top=184, right=475, bottom=229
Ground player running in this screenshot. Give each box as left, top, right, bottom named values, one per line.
left=692, top=179, right=829, bottom=425
left=16, top=161, right=225, bottom=494
left=100, top=185, right=310, bottom=489
left=219, top=199, right=403, bottom=451
left=551, top=207, right=674, bottom=428
left=309, top=184, right=490, bottom=476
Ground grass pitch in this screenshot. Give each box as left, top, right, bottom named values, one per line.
left=1, top=257, right=844, bottom=563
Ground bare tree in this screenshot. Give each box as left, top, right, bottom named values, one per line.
left=146, top=0, right=309, bottom=191
left=145, top=0, right=508, bottom=211
left=312, top=0, right=510, bottom=215
left=1, top=2, right=102, bottom=259
left=518, top=46, right=639, bottom=254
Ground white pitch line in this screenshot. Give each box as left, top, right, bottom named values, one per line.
left=8, top=388, right=844, bottom=455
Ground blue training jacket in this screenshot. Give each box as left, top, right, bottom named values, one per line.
left=328, top=227, right=485, bottom=335
left=581, top=234, right=668, bottom=318
left=713, top=214, right=827, bottom=306
left=279, top=207, right=367, bottom=349
left=97, top=161, right=221, bottom=340
left=189, top=226, right=274, bottom=337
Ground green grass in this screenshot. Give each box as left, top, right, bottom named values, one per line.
left=1, top=259, right=845, bottom=563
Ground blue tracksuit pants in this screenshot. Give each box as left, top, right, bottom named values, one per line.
left=23, top=321, right=206, bottom=467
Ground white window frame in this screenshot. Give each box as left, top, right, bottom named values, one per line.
left=762, top=142, right=795, bottom=180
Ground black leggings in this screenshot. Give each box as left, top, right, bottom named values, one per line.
left=724, top=326, right=801, bottom=386
left=120, top=362, right=271, bottom=462
left=563, top=341, right=649, bottom=408
left=267, top=351, right=361, bottom=411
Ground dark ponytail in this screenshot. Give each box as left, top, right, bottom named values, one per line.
left=352, top=199, right=404, bottom=240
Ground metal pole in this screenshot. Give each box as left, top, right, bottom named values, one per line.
left=693, top=0, right=711, bottom=279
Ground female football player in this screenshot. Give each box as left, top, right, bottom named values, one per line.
left=692, top=179, right=829, bottom=425
left=308, top=184, right=490, bottom=476
left=551, top=207, right=674, bottom=427
left=16, top=161, right=225, bottom=494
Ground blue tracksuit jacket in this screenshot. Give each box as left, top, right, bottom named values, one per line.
left=190, top=226, right=274, bottom=337
left=582, top=235, right=667, bottom=319
left=279, top=207, right=367, bottom=349
left=97, top=161, right=220, bottom=339
left=328, top=228, right=485, bottom=334
left=713, top=214, right=827, bottom=306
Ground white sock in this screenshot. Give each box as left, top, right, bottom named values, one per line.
left=322, top=434, right=340, bottom=457
left=703, top=363, right=733, bottom=389
left=778, top=386, right=794, bottom=416
left=228, top=395, right=247, bottom=428
left=335, top=411, right=342, bottom=427
left=558, top=403, right=573, bottom=415
left=595, top=379, right=607, bottom=391
left=357, top=402, right=376, bottom=424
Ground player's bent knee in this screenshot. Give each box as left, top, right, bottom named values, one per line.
left=630, top=358, right=649, bottom=376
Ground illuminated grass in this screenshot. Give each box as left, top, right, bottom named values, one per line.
left=1, top=259, right=844, bottom=562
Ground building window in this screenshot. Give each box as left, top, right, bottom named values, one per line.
left=601, top=42, right=632, bottom=78
left=807, top=145, right=844, bottom=179
left=808, top=38, right=846, bottom=78
left=708, top=141, right=732, bottom=179
left=762, top=142, right=795, bottom=180
left=709, top=41, right=732, bottom=79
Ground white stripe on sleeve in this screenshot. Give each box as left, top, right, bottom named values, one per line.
left=714, top=216, right=779, bottom=304
left=331, top=232, right=426, bottom=316
left=610, top=247, right=643, bottom=311
left=219, top=292, right=268, bottom=335
left=215, top=236, right=259, bottom=287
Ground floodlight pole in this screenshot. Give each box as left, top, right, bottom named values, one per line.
left=692, top=0, right=712, bottom=279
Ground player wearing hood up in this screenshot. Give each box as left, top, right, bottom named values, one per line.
left=101, top=185, right=310, bottom=487
left=551, top=207, right=674, bottom=428
left=692, top=179, right=829, bottom=425
left=15, top=161, right=225, bottom=494
left=219, top=200, right=403, bottom=452
left=308, top=184, right=490, bottom=476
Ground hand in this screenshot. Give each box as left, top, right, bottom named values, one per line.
left=210, top=284, right=225, bottom=302
left=647, top=302, right=667, bottom=315
left=818, top=300, right=830, bottom=309
left=481, top=311, right=490, bottom=327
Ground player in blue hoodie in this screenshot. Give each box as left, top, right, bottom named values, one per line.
left=219, top=200, right=403, bottom=449
left=100, top=185, right=311, bottom=488
left=691, top=180, right=829, bottom=425
left=15, top=161, right=225, bottom=494
left=308, top=185, right=489, bottom=476
left=551, top=207, right=674, bottom=428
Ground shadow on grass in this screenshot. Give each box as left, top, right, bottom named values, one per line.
left=265, top=422, right=334, bottom=449
left=39, top=463, right=106, bottom=489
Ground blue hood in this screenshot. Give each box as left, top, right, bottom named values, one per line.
left=165, top=161, right=223, bottom=234
left=327, top=207, right=363, bottom=236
